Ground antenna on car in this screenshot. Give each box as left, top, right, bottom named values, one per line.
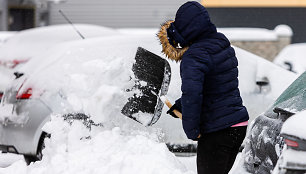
left=59, top=10, right=85, bottom=39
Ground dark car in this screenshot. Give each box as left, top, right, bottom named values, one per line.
left=242, top=71, right=306, bottom=174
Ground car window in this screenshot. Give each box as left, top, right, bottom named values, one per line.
left=265, top=71, right=306, bottom=118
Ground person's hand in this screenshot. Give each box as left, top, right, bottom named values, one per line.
left=192, top=134, right=202, bottom=141
left=166, top=104, right=179, bottom=118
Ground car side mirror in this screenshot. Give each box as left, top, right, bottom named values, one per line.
left=256, top=77, right=270, bottom=93
left=13, top=72, right=24, bottom=79
left=273, top=107, right=295, bottom=121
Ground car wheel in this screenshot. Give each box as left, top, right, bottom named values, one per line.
left=24, top=132, right=49, bottom=165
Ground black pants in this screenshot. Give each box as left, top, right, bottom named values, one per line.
left=197, top=126, right=247, bottom=174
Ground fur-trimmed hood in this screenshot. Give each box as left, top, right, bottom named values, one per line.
left=157, top=1, right=217, bottom=62
left=157, top=20, right=188, bottom=61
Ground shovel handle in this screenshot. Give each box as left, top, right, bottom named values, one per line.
left=164, top=99, right=182, bottom=120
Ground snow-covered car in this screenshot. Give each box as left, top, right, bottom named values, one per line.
left=275, top=110, right=306, bottom=174
left=0, top=24, right=119, bottom=98
left=239, top=71, right=306, bottom=174
left=274, top=43, right=306, bottom=74
left=0, top=32, right=297, bottom=164
left=0, top=34, right=170, bottom=164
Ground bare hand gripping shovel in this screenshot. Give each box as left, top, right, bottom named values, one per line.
left=121, top=47, right=171, bottom=126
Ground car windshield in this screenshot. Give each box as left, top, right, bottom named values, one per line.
left=265, top=71, right=306, bottom=118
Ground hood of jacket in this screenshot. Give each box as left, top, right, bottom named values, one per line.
left=158, top=1, right=217, bottom=61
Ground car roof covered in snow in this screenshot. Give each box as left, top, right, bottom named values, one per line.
left=0, top=24, right=119, bottom=61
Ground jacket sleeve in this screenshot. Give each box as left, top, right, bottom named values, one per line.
left=180, top=50, right=211, bottom=140
left=174, top=98, right=182, bottom=112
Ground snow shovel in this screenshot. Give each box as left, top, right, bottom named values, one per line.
left=121, top=47, right=171, bottom=126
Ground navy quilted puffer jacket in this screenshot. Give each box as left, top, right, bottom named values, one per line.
left=158, top=1, right=249, bottom=140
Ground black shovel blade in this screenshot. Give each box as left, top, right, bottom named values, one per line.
left=121, top=47, right=171, bottom=126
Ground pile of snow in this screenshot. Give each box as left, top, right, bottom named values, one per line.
left=0, top=115, right=193, bottom=174
left=218, top=24, right=292, bottom=41
left=274, top=43, right=306, bottom=74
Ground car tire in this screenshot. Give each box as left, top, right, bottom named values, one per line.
left=24, top=132, right=49, bottom=165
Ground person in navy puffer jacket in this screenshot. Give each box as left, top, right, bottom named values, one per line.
left=158, top=1, right=249, bottom=174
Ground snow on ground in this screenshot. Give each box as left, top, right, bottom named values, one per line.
left=274, top=43, right=306, bottom=74
left=0, top=116, right=194, bottom=174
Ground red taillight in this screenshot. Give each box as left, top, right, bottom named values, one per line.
left=285, top=139, right=299, bottom=148
left=0, top=59, right=28, bottom=69
left=0, top=92, right=3, bottom=99
left=16, top=88, right=32, bottom=99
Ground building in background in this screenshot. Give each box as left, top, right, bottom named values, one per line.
left=203, top=0, right=306, bottom=43
left=0, top=0, right=50, bottom=31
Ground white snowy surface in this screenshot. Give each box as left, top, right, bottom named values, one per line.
left=218, top=25, right=292, bottom=41
left=118, top=25, right=293, bottom=42
left=235, top=47, right=297, bottom=120
left=0, top=67, right=13, bottom=91
left=0, top=24, right=119, bottom=62
left=118, top=28, right=158, bottom=35
left=0, top=32, right=16, bottom=44
left=274, top=43, right=306, bottom=74
left=218, top=28, right=278, bottom=41
left=274, top=25, right=293, bottom=37
left=0, top=24, right=119, bottom=92
left=273, top=149, right=306, bottom=174
left=280, top=149, right=306, bottom=168
left=0, top=116, right=194, bottom=174
left=281, top=110, right=306, bottom=140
